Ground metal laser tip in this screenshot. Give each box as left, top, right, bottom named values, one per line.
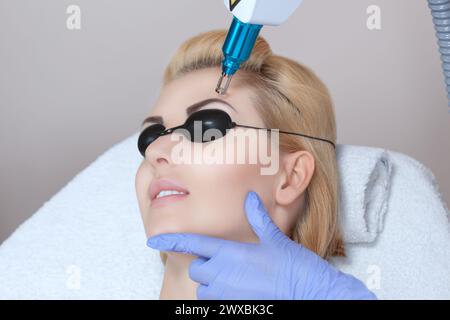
left=215, top=72, right=232, bottom=95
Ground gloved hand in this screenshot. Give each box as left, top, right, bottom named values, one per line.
left=147, top=191, right=377, bottom=300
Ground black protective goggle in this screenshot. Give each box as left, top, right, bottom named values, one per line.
left=137, top=108, right=336, bottom=157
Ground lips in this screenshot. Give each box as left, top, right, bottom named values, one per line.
left=149, top=178, right=190, bottom=201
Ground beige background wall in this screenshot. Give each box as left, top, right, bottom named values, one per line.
left=1, top=0, right=449, bottom=244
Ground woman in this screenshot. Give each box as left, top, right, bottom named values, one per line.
left=135, top=30, right=372, bottom=299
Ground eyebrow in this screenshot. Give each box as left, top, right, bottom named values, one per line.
left=141, top=98, right=237, bottom=127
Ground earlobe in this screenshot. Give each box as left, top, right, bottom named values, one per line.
left=275, top=151, right=315, bottom=206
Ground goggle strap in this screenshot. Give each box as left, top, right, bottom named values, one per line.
left=233, top=124, right=336, bottom=149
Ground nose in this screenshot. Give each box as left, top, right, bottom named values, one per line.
left=144, top=134, right=180, bottom=169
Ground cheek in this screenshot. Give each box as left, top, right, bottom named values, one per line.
left=185, top=162, right=262, bottom=242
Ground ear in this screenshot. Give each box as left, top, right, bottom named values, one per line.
left=274, top=150, right=315, bottom=206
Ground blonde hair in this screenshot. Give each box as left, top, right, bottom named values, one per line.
left=159, top=30, right=345, bottom=263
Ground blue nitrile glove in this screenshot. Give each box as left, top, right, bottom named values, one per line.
left=147, top=191, right=377, bottom=300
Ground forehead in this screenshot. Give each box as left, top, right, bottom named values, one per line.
left=148, top=68, right=261, bottom=125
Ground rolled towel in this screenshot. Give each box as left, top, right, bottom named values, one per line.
left=336, top=144, right=393, bottom=243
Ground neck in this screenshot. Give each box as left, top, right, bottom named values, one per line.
left=159, top=252, right=198, bottom=300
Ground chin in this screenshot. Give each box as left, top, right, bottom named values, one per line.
left=144, top=217, right=189, bottom=239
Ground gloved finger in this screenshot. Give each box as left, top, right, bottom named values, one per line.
left=189, top=256, right=215, bottom=285
left=147, top=232, right=232, bottom=258
left=244, top=191, right=287, bottom=245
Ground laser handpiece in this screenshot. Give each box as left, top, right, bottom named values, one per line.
left=216, top=0, right=304, bottom=95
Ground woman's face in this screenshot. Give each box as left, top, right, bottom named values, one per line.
left=135, top=67, right=280, bottom=244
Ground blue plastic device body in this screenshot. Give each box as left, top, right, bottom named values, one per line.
left=221, top=16, right=263, bottom=77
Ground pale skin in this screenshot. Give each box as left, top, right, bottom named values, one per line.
left=134, top=67, right=315, bottom=299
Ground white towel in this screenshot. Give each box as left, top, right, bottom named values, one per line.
left=336, top=145, right=393, bottom=243
left=330, top=150, right=450, bottom=299
left=0, top=132, right=449, bottom=299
